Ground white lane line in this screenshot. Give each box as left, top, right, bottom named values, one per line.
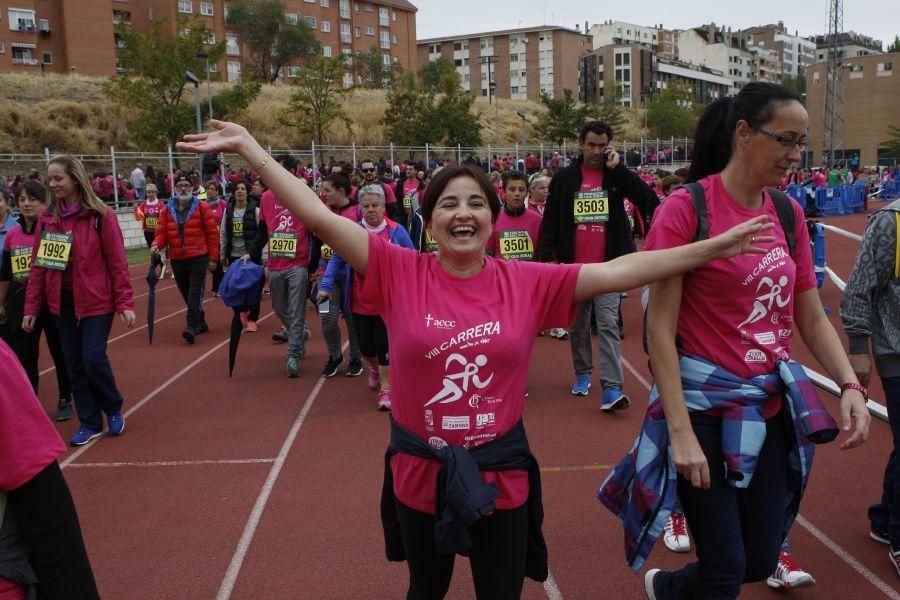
left=60, top=311, right=275, bottom=469
left=133, top=283, right=177, bottom=299
left=543, top=568, right=564, bottom=600
left=216, top=341, right=349, bottom=600
left=622, top=356, right=900, bottom=599
left=67, top=458, right=275, bottom=469
left=39, top=297, right=216, bottom=376
left=796, top=515, right=900, bottom=600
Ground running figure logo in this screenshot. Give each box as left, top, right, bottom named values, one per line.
left=738, top=276, right=791, bottom=329
left=425, top=354, right=494, bottom=407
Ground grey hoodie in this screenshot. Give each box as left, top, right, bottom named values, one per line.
left=841, top=200, right=900, bottom=378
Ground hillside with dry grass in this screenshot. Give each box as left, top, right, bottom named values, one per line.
left=0, top=72, right=646, bottom=154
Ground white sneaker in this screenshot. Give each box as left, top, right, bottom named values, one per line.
left=663, top=513, right=691, bottom=553
left=767, top=550, right=815, bottom=589
left=644, top=568, right=661, bottom=600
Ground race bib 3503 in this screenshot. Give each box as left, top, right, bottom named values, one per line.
left=574, top=190, right=609, bottom=223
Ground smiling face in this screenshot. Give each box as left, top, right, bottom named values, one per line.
left=16, top=188, right=45, bottom=221
left=427, top=175, right=493, bottom=260
left=360, top=193, right=385, bottom=227
left=47, top=163, right=78, bottom=204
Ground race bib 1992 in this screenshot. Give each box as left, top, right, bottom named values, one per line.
left=574, top=190, right=609, bottom=223
left=11, top=246, right=32, bottom=281
left=270, top=232, right=297, bottom=259
left=498, top=230, right=534, bottom=260
left=34, top=232, right=72, bottom=270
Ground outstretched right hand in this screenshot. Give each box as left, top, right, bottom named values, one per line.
left=670, top=430, right=710, bottom=490
left=177, top=120, right=252, bottom=156
left=21, top=315, right=36, bottom=333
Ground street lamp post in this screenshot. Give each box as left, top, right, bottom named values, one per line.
left=516, top=111, right=527, bottom=167
left=185, top=70, right=203, bottom=175
left=196, top=51, right=213, bottom=120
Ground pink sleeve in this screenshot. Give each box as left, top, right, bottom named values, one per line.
left=359, top=233, right=416, bottom=314
left=24, top=220, right=46, bottom=317
left=100, top=210, right=135, bottom=312
left=384, top=184, right=397, bottom=204
left=485, top=230, right=498, bottom=256
left=643, top=189, right=697, bottom=251
left=791, top=201, right=817, bottom=293
left=519, top=261, right=582, bottom=330
left=0, top=340, right=65, bottom=491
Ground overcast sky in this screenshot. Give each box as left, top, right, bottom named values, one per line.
left=415, top=0, right=897, bottom=50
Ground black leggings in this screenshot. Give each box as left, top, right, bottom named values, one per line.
left=8, top=461, right=100, bottom=600
left=352, top=312, right=389, bottom=365
left=394, top=499, right=528, bottom=600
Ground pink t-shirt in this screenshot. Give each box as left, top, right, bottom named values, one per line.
left=485, top=208, right=543, bottom=261
left=3, top=226, right=35, bottom=284
left=574, top=166, right=607, bottom=263
left=812, top=172, right=826, bottom=188
left=361, top=236, right=580, bottom=513
left=259, top=190, right=311, bottom=272
left=0, top=338, right=66, bottom=492
left=644, top=174, right=816, bottom=417
left=349, top=227, right=390, bottom=315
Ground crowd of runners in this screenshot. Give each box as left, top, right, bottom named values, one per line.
left=0, top=80, right=899, bottom=600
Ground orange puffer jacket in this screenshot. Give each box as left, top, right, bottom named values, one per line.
left=153, top=197, right=220, bottom=262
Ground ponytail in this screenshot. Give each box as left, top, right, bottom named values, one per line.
left=687, top=82, right=803, bottom=183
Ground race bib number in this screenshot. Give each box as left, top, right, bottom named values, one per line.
left=498, top=230, right=534, bottom=261
left=34, top=232, right=72, bottom=270
left=629, top=216, right=635, bottom=231
left=270, top=232, right=297, bottom=259
left=403, top=195, right=413, bottom=210
left=11, top=246, right=32, bottom=281
left=424, top=230, right=438, bottom=253
left=144, top=216, right=158, bottom=230
left=232, top=219, right=244, bottom=237
left=574, top=190, right=609, bottom=223
left=321, top=244, right=333, bottom=261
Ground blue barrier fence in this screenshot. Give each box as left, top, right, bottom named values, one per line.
left=813, top=184, right=867, bottom=216
left=884, top=179, right=900, bottom=200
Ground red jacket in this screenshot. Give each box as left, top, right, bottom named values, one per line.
left=25, top=207, right=134, bottom=319
left=153, top=197, right=220, bottom=262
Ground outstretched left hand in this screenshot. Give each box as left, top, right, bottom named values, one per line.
left=710, top=216, right=776, bottom=259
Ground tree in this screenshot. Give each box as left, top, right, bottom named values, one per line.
left=103, top=16, right=259, bottom=149
left=435, top=72, right=482, bottom=147
left=382, top=71, right=441, bottom=148
left=887, top=35, right=900, bottom=54
left=279, top=56, right=353, bottom=145
left=882, top=125, right=900, bottom=159
left=419, top=57, right=457, bottom=93
left=589, top=82, right=628, bottom=135
left=645, top=83, right=702, bottom=139
left=782, top=67, right=807, bottom=97
left=225, top=0, right=319, bottom=83
left=534, top=89, right=593, bottom=146
left=353, top=46, right=400, bottom=89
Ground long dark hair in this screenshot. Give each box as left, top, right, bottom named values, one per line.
left=687, top=82, right=802, bottom=183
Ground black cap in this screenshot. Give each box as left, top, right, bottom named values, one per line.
left=175, top=175, right=191, bottom=185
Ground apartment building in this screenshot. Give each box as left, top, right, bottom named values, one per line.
left=417, top=25, right=592, bottom=101
left=742, top=23, right=816, bottom=78
left=806, top=53, right=898, bottom=167
left=678, top=23, right=756, bottom=95
left=0, top=0, right=419, bottom=82
left=813, top=31, right=883, bottom=63
left=579, top=44, right=730, bottom=107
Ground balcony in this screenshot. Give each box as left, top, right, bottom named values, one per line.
left=12, top=58, right=40, bottom=66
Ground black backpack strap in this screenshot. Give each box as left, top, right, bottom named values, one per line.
left=681, top=183, right=708, bottom=242
left=767, top=187, right=796, bottom=258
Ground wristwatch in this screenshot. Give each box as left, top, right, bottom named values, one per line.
left=839, top=382, right=868, bottom=399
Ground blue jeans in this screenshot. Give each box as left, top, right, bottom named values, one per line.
left=869, top=375, right=900, bottom=545
left=56, top=295, right=124, bottom=432
left=654, top=409, right=788, bottom=599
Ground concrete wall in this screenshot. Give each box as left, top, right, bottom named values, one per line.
left=116, top=208, right=147, bottom=250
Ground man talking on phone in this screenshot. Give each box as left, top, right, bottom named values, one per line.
left=537, top=121, right=659, bottom=410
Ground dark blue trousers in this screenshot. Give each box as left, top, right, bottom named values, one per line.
left=654, top=409, right=788, bottom=599
left=869, top=375, right=900, bottom=546
left=56, top=295, right=124, bottom=432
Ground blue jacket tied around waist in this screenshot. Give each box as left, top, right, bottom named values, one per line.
left=597, top=356, right=839, bottom=572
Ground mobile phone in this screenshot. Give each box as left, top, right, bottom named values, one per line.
left=318, top=299, right=331, bottom=314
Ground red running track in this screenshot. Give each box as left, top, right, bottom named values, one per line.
left=27, top=210, right=899, bottom=599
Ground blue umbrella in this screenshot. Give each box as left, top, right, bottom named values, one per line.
left=219, top=261, right=265, bottom=377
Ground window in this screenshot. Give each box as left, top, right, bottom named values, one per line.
left=226, top=33, right=239, bottom=55
left=454, top=59, right=462, bottom=66
left=453, top=42, right=462, bottom=51
left=204, top=31, right=215, bottom=44
left=178, top=0, right=193, bottom=14
left=365, top=26, right=374, bottom=36
left=355, top=26, right=360, bottom=38
left=623, top=52, right=630, bottom=65
left=42, top=50, right=51, bottom=64
left=354, top=2, right=359, bottom=12
left=323, top=46, right=332, bottom=57
left=511, top=86, right=519, bottom=94
left=304, top=16, right=316, bottom=28
left=429, top=44, right=439, bottom=53
left=342, top=48, right=353, bottom=66
left=343, top=72, right=354, bottom=88
left=364, top=2, right=373, bottom=11
left=287, top=65, right=300, bottom=78
left=39, top=18, right=50, bottom=33
left=200, top=2, right=213, bottom=16
left=392, top=33, right=398, bottom=45
left=9, top=8, right=36, bottom=31
left=392, top=10, right=397, bottom=22
left=380, top=30, right=390, bottom=49
left=878, top=62, right=893, bottom=73
left=0, top=42, right=5, bottom=53
left=227, top=61, right=241, bottom=82
left=340, top=23, right=351, bottom=44
left=12, top=47, right=32, bottom=64
left=339, top=0, right=350, bottom=19
left=321, top=21, right=331, bottom=33
left=208, top=62, right=217, bottom=72
left=321, top=0, right=330, bottom=6
left=285, top=13, right=298, bottom=25
left=223, top=5, right=229, bottom=20
left=510, top=53, right=518, bottom=62
left=383, top=53, right=390, bottom=66
left=379, top=7, right=389, bottom=26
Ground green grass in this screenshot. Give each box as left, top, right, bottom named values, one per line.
left=126, top=246, right=151, bottom=266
